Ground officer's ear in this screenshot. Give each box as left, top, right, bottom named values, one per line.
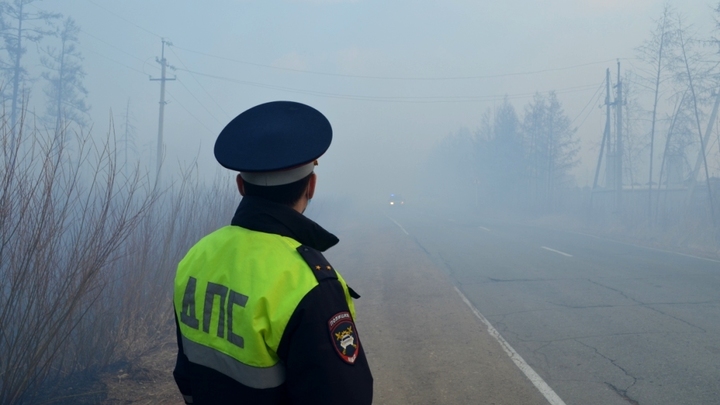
left=236, top=174, right=246, bottom=196
left=306, top=172, right=317, bottom=200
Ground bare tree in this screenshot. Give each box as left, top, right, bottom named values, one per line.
left=0, top=113, right=155, bottom=404
left=622, top=74, right=652, bottom=190
left=636, top=4, right=676, bottom=212
left=675, top=15, right=716, bottom=225
left=120, top=98, right=137, bottom=178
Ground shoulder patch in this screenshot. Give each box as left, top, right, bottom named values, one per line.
left=297, top=245, right=338, bottom=283
left=328, top=311, right=359, bottom=364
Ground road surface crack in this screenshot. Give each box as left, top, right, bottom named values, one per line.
left=576, top=340, right=639, bottom=403
left=589, top=279, right=707, bottom=332
left=605, top=382, right=640, bottom=405
left=547, top=301, right=616, bottom=309
left=488, top=277, right=553, bottom=283
left=588, top=279, right=645, bottom=305
left=645, top=306, right=707, bottom=333
left=412, top=236, right=431, bottom=257
left=531, top=342, right=553, bottom=368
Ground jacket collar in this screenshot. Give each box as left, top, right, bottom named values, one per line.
left=230, top=196, right=339, bottom=252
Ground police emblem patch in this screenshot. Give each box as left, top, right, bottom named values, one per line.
left=328, top=311, right=359, bottom=364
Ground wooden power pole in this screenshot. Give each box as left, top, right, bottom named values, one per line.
left=592, top=69, right=612, bottom=195
left=615, top=61, right=623, bottom=211
left=150, top=39, right=176, bottom=183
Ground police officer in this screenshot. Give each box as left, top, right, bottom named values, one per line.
left=173, top=101, right=373, bottom=404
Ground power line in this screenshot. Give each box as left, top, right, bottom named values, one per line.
left=168, top=45, right=231, bottom=120
left=26, top=4, right=150, bottom=76
left=575, top=85, right=606, bottom=131
left=78, top=28, right=148, bottom=64
left=174, top=68, right=601, bottom=103
left=54, top=0, right=641, bottom=87
left=570, top=81, right=604, bottom=127
left=166, top=90, right=215, bottom=134
left=71, top=42, right=147, bottom=76
left=173, top=45, right=628, bottom=81
left=84, top=0, right=162, bottom=39
left=176, top=78, right=224, bottom=125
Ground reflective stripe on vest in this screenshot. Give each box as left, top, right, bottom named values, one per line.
left=174, top=225, right=353, bottom=388
left=181, top=335, right=286, bottom=388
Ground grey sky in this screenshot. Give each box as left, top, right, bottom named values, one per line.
left=34, top=0, right=717, bottom=196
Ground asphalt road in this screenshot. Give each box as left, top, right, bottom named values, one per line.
left=377, top=206, right=720, bottom=405
left=316, top=203, right=550, bottom=405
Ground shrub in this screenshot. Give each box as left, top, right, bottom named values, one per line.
left=0, top=112, right=236, bottom=404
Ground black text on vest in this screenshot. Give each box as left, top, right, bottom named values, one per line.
left=180, top=276, right=248, bottom=348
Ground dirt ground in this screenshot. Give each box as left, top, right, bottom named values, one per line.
left=99, top=344, right=181, bottom=405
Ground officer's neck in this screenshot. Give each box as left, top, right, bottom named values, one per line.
left=293, top=173, right=316, bottom=214
left=293, top=195, right=309, bottom=214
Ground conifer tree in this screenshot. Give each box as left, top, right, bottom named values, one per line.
left=523, top=92, right=579, bottom=211
left=41, top=16, right=89, bottom=135
left=0, top=0, right=60, bottom=140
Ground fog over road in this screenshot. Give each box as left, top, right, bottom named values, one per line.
left=314, top=201, right=720, bottom=405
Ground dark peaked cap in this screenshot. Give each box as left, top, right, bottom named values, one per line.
left=214, top=101, right=332, bottom=172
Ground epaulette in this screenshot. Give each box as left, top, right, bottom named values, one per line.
left=297, top=245, right=338, bottom=283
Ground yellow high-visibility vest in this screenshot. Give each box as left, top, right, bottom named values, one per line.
left=174, top=225, right=355, bottom=389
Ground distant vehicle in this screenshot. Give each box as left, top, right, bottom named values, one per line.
left=388, top=193, right=405, bottom=207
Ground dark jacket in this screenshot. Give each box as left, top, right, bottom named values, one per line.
left=173, top=196, right=373, bottom=404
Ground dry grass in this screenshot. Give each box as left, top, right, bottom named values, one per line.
left=99, top=338, right=181, bottom=405
left=1, top=111, right=237, bottom=404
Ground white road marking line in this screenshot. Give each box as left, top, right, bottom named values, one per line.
left=454, top=286, right=568, bottom=405
left=479, top=226, right=491, bottom=232
left=384, top=214, right=409, bottom=235
left=542, top=246, right=573, bottom=257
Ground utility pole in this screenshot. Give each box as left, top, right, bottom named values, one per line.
left=150, top=38, right=176, bottom=184
left=615, top=60, right=623, bottom=211
left=592, top=69, right=612, bottom=196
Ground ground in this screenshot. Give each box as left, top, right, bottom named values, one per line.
left=85, top=209, right=549, bottom=405
left=54, top=208, right=720, bottom=404
left=100, top=343, right=180, bottom=405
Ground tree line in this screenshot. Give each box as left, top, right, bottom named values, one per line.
left=427, top=4, right=720, bottom=227
left=425, top=92, right=578, bottom=215
left=0, top=0, right=88, bottom=144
